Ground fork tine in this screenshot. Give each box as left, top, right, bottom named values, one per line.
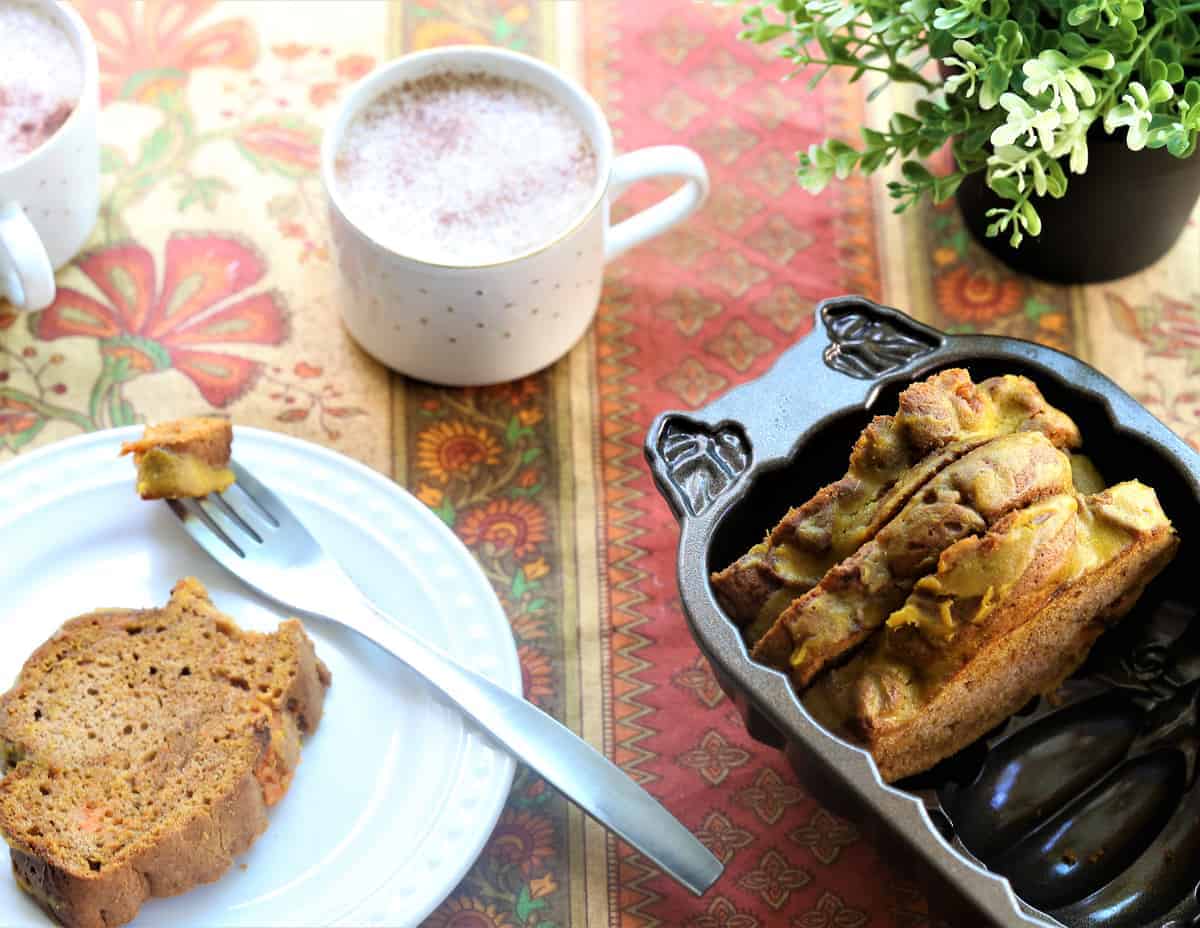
left=166, top=497, right=246, bottom=560
left=228, top=460, right=283, bottom=528
left=218, top=483, right=278, bottom=537
left=196, top=495, right=261, bottom=553
left=163, top=466, right=345, bottom=623
left=211, top=492, right=264, bottom=543
left=191, top=497, right=247, bottom=559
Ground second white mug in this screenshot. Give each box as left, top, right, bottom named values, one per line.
left=0, top=0, right=100, bottom=313
left=321, top=45, right=709, bottom=386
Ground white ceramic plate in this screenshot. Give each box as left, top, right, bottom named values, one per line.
left=0, top=427, right=519, bottom=928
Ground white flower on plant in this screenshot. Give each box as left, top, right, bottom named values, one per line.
left=1022, top=50, right=1096, bottom=121
left=991, top=92, right=1062, bottom=152
left=987, top=144, right=1052, bottom=196
left=942, top=39, right=984, bottom=98
left=1048, top=111, right=1095, bottom=173
left=1104, top=80, right=1173, bottom=151
left=942, top=59, right=976, bottom=97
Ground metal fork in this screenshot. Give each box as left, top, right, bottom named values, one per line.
left=166, top=460, right=723, bottom=897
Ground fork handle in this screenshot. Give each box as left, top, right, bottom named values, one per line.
left=349, top=599, right=723, bottom=896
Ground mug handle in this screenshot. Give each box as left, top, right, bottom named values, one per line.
left=0, top=202, right=55, bottom=312
left=605, top=145, right=709, bottom=262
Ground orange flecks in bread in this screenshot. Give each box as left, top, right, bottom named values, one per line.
left=72, top=805, right=105, bottom=835
left=254, top=750, right=290, bottom=807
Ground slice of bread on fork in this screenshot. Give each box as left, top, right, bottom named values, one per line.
left=120, top=418, right=235, bottom=500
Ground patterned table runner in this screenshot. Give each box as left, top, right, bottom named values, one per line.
left=2, top=2, right=1197, bottom=926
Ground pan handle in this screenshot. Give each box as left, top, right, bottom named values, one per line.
left=645, top=296, right=945, bottom=522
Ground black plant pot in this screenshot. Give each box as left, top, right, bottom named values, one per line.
left=956, top=133, right=1200, bottom=284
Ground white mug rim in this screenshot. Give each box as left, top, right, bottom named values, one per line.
left=0, top=0, right=99, bottom=178
left=320, top=44, right=615, bottom=271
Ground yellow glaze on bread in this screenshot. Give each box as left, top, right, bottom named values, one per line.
left=718, top=365, right=1177, bottom=784
left=133, top=448, right=235, bottom=499
left=885, top=495, right=1079, bottom=640
left=823, top=374, right=1078, bottom=558
left=753, top=430, right=1075, bottom=687
left=1069, top=454, right=1105, bottom=495
left=1070, top=481, right=1170, bottom=571
left=120, top=417, right=234, bottom=500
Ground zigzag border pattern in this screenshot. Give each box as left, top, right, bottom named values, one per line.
left=584, top=3, right=668, bottom=922
left=599, top=302, right=658, bottom=785
left=583, top=2, right=922, bottom=924
left=594, top=292, right=668, bottom=927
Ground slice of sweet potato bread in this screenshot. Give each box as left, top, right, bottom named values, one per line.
left=0, top=578, right=330, bottom=928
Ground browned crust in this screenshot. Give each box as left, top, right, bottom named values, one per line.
left=278, top=618, right=333, bottom=736
left=119, top=418, right=232, bottom=469
left=752, top=432, right=1073, bottom=686
left=861, top=527, right=1179, bottom=781
left=9, top=727, right=271, bottom=928
left=0, top=579, right=330, bottom=928
left=710, top=558, right=785, bottom=633
left=897, top=368, right=1080, bottom=453
left=711, top=370, right=1081, bottom=631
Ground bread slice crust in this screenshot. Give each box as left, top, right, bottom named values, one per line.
left=711, top=369, right=1081, bottom=637
left=0, top=579, right=331, bottom=928
left=118, top=418, right=232, bottom=469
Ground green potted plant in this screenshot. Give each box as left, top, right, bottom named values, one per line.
left=735, top=0, right=1200, bottom=282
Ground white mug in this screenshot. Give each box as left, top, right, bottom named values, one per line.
left=321, top=46, right=709, bottom=386
left=0, top=0, right=100, bottom=313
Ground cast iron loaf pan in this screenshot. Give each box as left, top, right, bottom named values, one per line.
left=644, top=296, right=1200, bottom=928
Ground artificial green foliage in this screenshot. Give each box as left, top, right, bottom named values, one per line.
left=735, top=0, right=1200, bottom=245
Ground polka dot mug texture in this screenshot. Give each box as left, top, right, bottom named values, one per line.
left=321, top=45, right=710, bottom=386
left=0, top=0, right=100, bottom=313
